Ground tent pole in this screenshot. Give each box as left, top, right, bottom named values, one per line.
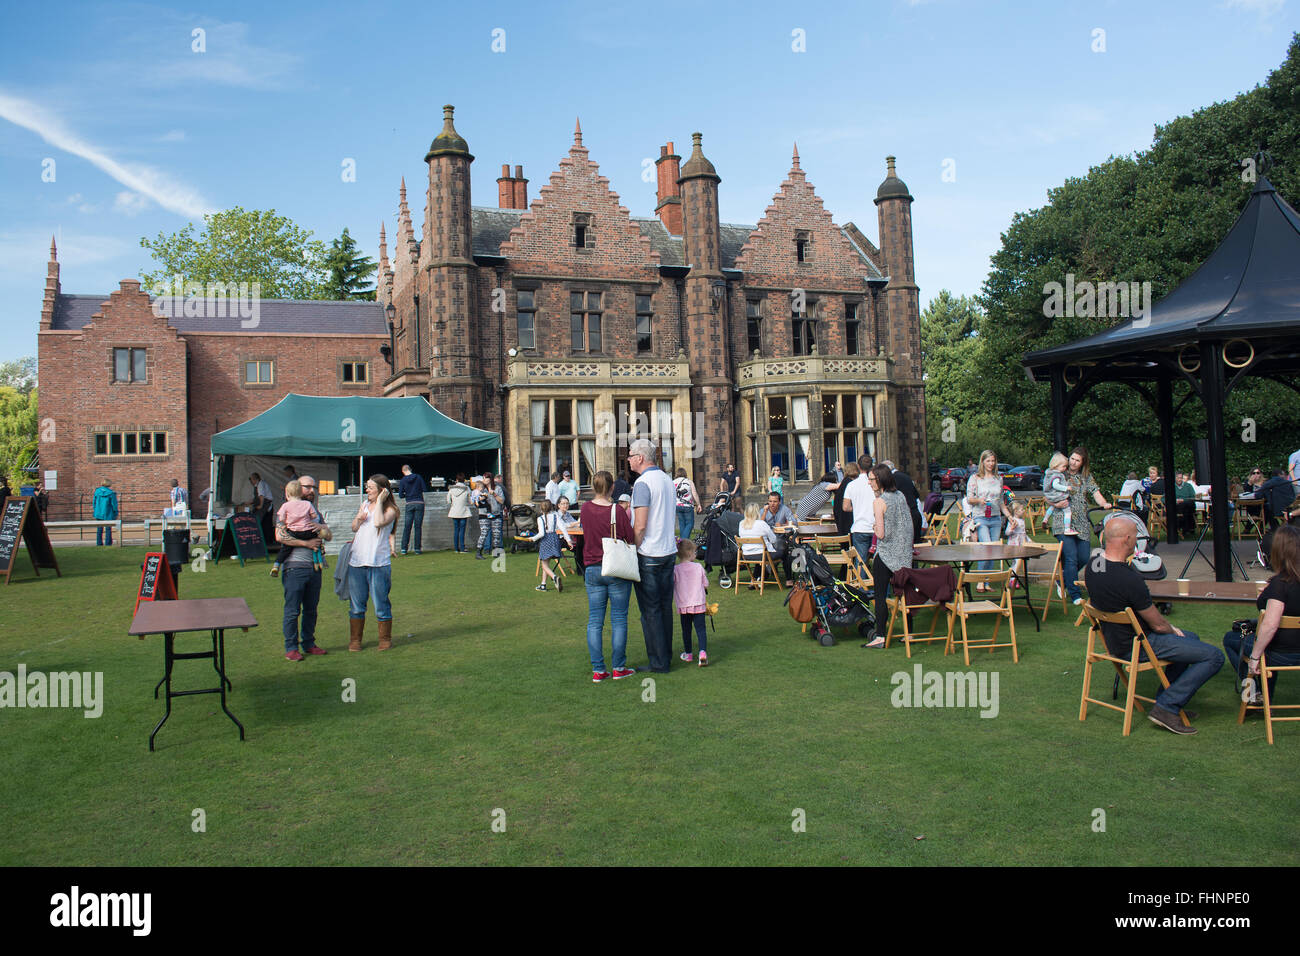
left=1157, top=376, right=1178, bottom=546
left=360, top=455, right=364, bottom=489
left=1200, top=340, right=1234, bottom=581
left=207, top=454, right=217, bottom=554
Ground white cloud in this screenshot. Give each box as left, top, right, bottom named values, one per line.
left=114, top=191, right=150, bottom=215
left=0, top=230, right=134, bottom=279
left=158, top=129, right=186, bottom=142
left=0, top=92, right=214, bottom=219
left=148, top=20, right=302, bottom=89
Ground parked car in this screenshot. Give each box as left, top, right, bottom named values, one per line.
left=1004, top=466, right=1043, bottom=491
left=939, top=467, right=968, bottom=491
left=997, top=463, right=1013, bottom=475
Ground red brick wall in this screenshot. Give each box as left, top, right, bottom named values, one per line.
left=37, top=281, right=188, bottom=520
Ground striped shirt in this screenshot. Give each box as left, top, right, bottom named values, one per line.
left=795, top=482, right=834, bottom=520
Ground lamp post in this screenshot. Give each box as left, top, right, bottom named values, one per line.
left=381, top=302, right=396, bottom=370
left=710, top=279, right=726, bottom=312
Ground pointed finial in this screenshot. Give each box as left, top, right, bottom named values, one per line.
left=574, top=117, right=583, bottom=146
left=792, top=143, right=800, bottom=170
left=49, top=235, right=57, bottom=259
left=886, top=155, right=897, bottom=177
left=400, top=176, right=407, bottom=201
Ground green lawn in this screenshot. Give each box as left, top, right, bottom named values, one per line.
left=1, top=540, right=1295, bottom=866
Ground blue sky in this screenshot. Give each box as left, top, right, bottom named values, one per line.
left=0, top=0, right=1294, bottom=364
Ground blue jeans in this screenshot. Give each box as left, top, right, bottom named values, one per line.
left=96, top=525, right=112, bottom=546
left=973, top=514, right=1003, bottom=570
left=452, top=517, right=467, bottom=552
left=282, top=565, right=322, bottom=652
left=676, top=505, right=695, bottom=541
left=635, top=553, right=676, bottom=672
left=1224, top=631, right=1300, bottom=696
left=1057, top=533, right=1091, bottom=601
left=401, top=502, right=424, bottom=553
left=584, top=565, right=632, bottom=672
left=348, top=564, right=392, bottom=621
left=1141, top=629, right=1224, bottom=712
left=851, top=532, right=874, bottom=566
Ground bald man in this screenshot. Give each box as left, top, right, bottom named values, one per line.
left=1084, top=516, right=1222, bottom=734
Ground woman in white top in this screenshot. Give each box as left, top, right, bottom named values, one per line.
left=965, top=449, right=1012, bottom=583
left=348, top=474, right=400, bottom=651
left=738, top=502, right=778, bottom=566
left=446, top=472, right=472, bottom=554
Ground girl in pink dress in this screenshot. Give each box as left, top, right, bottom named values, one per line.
left=673, top=538, right=711, bottom=665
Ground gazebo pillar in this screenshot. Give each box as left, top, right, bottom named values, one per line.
left=1156, top=375, right=1178, bottom=545
left=1049, top=366, right=1068, bottom=455
left=1199, top=340, right=1233, bottom=581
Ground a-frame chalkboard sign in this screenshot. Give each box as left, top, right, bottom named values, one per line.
left=0, top=496, right=61, bottom=585
left=133, top=552, right=178, bottom=618
left=212, top=511, right=270, bottom=566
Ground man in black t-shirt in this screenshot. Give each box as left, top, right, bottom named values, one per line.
left=720, top=464, right=741, bottom=512
left=1084, top=517, right=1223, bottom=734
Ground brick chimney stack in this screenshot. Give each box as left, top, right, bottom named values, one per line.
left=512, top=164, right=528, bottom=209
left=655, top=142, right=683, bottom=235
left=40, top=235, right=60, bottom=330
left=497, top=164, right=514, bottom=208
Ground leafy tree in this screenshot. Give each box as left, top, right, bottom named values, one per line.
left=0, top=356, right=37, bottom=395
left=969, top=33, right=1300, bottom=492
left=322, top=228, right=377, bottom=301
left=0, top=386, right=38, bottom=489
left=140, top=207, right=329, bottom=300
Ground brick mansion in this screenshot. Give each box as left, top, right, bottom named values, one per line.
left=36, top=105, right=926, bottom=517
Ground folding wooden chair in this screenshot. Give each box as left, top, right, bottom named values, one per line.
left=885, top=566, right=955, bottom=657
left=946, top=569, right=1018, bottom=665
left=846, top=548, right=874, bottom=590
left=1024, top=541, right=1065, bottom=619
left=535, top=554, right=569, bottom=579
left=735, top=537, right=783, bottom=595
left=1077, top=602, right=1190, bottom=736
left=1025, top=498, right=1045, bottom=537
left=1235, top=497, right=1265, bottom=540
left=1237, top=614, right=1300, bottom=744
left=923, top=512, right=953, bottom=545
left=814, top=533, right=853, bottom=579
left=1147, top=495, right=1166, bottom=537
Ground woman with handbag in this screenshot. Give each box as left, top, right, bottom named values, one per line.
left=579, top=470, right=638, bottom=683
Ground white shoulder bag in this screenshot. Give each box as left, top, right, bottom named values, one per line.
left=601, top=503, right=640, bottom=581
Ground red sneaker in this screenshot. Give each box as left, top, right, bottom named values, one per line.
left=305, top=646, right=328, bottom=655
left=285, top=650, right=304, bottom=662
left=591, top=671, right=612, bottom=683
left=612, top=667, right=637, bottom=680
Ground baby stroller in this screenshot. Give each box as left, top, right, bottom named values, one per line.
left=1087, top=506, right=1165, bottom=580
left=698, top=492, right=738, bottom=586
left=510, top=503, right=539, bottom=552
left=788, top=543, right=875, bottom=646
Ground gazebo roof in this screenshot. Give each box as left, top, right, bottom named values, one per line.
left=1023, top=176, right=1300, bottom=377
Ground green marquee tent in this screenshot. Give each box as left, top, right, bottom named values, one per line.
left=211, top=394, right=501, bottom=456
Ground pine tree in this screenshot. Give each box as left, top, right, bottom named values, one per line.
left=323, top=228, right=378, bottom=301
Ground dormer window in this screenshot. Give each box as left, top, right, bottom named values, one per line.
left=795, top=230, right=811, bottom=263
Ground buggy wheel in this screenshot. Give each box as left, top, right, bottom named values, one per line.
left=857, top=620, right=874, bottom=638
left=818, top=628, right=837, bottom=647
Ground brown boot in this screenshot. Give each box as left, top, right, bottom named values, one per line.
left=349, top=617, right=364, bottom=652
left=377, top=619, right=393, bottom=651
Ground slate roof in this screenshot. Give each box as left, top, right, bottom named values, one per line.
left=49, top=294, right=387, bottom=334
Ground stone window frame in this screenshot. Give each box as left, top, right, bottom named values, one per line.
left=745, top=297, right=764, bottom=356
left=635, top=291, right=654, bottom=354
left=339, top=360, right=371, bottom=388
left=795, top=229, right=813, bottom=264
left=515, top=283, right=540, bottom=352
left=791, top=296, right=819, bottom=357
left=93, top=429, right=170, bottom=459
left=567, top=287, right=604, bottom=354
left=844, top=299, right=863, bottom=356
left=111, top=346, right=148, bottom=385
left=820, top=392, right=878, bottom=474
left=242, top=357, right=275, bottom=388
left=572, top=212, right=594, bottom=253
left=530, top=397, right=597, bottom=492
left=765, top=393, right=812, bottom=483
left=614, top=396, right=676, bottom=475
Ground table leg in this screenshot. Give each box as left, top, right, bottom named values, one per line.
left=211, top=628, right=232, bottom=691
left=149, top=632, right=176, bottom=751
left=214, top=629, right=245, bottom=741
left=1011, top=560, right=1041, bottom=631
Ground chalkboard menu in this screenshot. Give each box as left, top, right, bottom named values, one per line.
left=213, top=511, right=269, bottom=566
left=0, top=497, right=60, bottom=585
left=133, top=551, right=177, bottom=617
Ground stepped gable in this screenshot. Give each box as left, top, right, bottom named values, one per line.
left=496, top=119, right=661, bottom=268
left=733, top=145, right=877, bottom=280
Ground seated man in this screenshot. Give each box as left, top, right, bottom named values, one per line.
left=1172, top=473, right=1198, bottom=534
left=760, top=492, right=796, bottom=584
left=1084, top=518, right=1223, bottom=734
left=1243, top=467, right=1298, bottom=528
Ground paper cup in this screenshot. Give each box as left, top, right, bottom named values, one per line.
left=1176, top=578, right=1190, bottom=596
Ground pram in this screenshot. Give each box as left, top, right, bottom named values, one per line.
left=698, top=491, right=738, bottom=586
left=1087, top=506, right=1165, bottom=580
left=510, top=504, right=539, bottom=552
left=787, top=543, right=875, bottom=646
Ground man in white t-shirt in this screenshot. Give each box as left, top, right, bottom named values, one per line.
left=843, top=454, right=877, bottom=565
left=631, top=438, right=677, bottom=673
left=544, top=471, right=561, bottom=506
left=1290, top=447, right=1300, bottom=493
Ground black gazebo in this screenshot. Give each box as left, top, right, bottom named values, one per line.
left=1023, top=170, right=1300, bottom=581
